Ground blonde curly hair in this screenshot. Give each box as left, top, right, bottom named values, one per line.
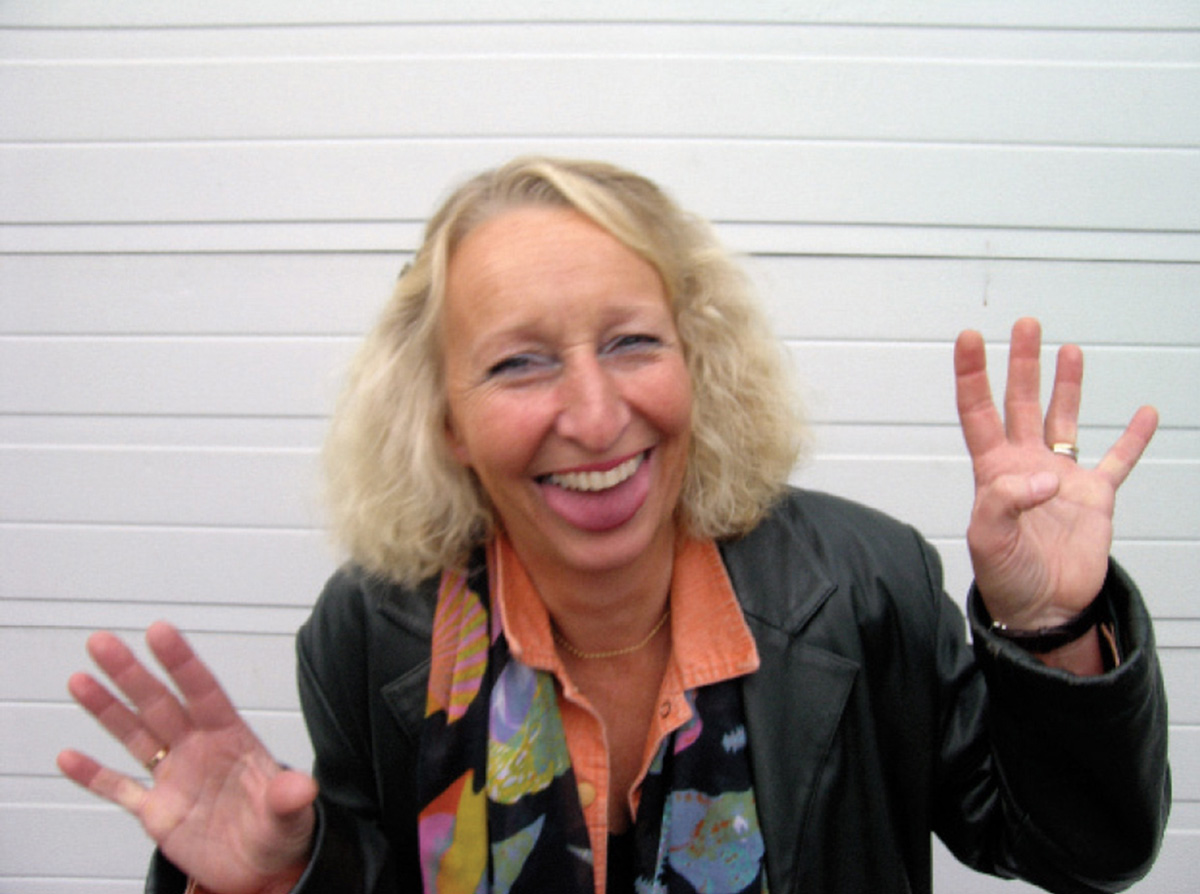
left=323, top=156, right=805, bottom=585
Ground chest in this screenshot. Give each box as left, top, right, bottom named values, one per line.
left=564, top=645, right=671, bottom=830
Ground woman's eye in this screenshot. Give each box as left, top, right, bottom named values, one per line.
left=606, top=334, right=660, bottom=354
left=486, top=353, right=545, bottom=378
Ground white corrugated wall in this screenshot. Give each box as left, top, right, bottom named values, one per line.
left=1, top=2, right=1196, bottom=891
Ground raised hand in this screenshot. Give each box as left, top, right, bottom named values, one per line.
left=953, top=318, right=1158, bottom=636
left=57, top=622, right=316, bottom=894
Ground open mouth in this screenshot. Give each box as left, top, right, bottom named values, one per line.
left=540, top=450, right=648, bottom=493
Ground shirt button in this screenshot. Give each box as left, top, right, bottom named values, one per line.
left=578, top=781, right=597, bottom=807
left=659, top=700, right=672, bottom=718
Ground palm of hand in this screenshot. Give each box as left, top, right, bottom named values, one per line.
left=142, top=732, right=298, bottom=892
left=955, top=319, right=1157, bottom=629
left=967, top=444, right=1116, bottom=626
left=57, top=623, right=315, bottom=894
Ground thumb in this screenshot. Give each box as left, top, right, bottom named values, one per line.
left=1022, top=471, right=1060, bottom=510
left=266, top=769, right=318, bottom=823
left=976, top=472, right=1060, bottom=524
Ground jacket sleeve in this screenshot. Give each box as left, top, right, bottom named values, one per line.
left=289, top=657, right=401, bottom=894
left=935, top=557, right=1170, bottom=893
left=287, top=568, right=419, bottom=894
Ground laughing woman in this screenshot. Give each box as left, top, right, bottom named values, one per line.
left=60, top=157, right=1168, bottom=894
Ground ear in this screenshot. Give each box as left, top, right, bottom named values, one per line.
left=444, top=413, right=472, bottom=467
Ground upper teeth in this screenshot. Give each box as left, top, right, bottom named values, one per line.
left=548, top=454, right=643, bottom=492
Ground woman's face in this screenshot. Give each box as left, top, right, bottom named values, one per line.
left=441, top=206, right=692, bottom=580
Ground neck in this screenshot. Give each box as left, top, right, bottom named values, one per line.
left=554, top=606, right=671, bottom=660
left=510, top=526, right=677, bottom=659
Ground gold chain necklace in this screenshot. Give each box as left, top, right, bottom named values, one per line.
left=553, top=608, right=671, bottom=660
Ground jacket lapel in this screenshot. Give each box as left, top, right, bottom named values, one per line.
left=721, top=521, right=859, bottom=893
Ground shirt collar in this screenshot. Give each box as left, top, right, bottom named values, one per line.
left=491, top=531, right=759, bottom=687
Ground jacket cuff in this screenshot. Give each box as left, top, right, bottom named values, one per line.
left=144, top=811, right=323, bottom=894
left=144, top=849, right=189, bottom=894
left=290, top=794, right=374, bottom=894
left=969, top=558, right=1151, bottom=694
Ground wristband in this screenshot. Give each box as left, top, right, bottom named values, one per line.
left=989, top=595, right=1104, bottom=654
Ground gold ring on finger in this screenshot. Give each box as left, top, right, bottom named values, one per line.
left=144, top=745, right=169, bottom=772
left=1050, top=442, right=1079, bottom=461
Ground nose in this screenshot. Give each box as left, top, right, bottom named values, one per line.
left=554, top=353, right=631, bottom=451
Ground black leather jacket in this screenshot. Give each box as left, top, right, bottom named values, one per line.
left=149, top=489, right=1169, bottom=893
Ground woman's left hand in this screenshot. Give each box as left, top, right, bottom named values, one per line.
left=954, top=317, right=1158, bottom=632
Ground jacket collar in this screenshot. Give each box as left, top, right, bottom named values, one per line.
left=718, top=495, right=838, bottom=635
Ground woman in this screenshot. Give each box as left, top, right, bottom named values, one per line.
left=59, top=157, right=1168, bottom=894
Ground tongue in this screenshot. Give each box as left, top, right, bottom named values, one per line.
left=541, top=458, right=650, bottom=532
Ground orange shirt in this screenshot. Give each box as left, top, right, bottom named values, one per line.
left=491, top=532, right=760, bottom=894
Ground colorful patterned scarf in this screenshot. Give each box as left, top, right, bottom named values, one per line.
left=417, top=567, right=768, bottom=894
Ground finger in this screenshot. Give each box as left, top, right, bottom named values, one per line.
left=67, top=672, right=168, bottom=770
left=1044, top=343, right=1083, bottom=450
left=87, top=631, right=191, bottom=746
left=1096, top=405, right=1159, bottom=489
left=975, top=471, right=1062, bottom=526
left=954, top=329, right=1005, bottom=458
left=146, top=621, right=241, bottom=730
left=57, top=748, right=149, bottom=814
left=1003, top=317, right=1045, bottom=444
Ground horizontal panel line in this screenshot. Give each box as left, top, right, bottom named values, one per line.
left=0, top=250, right=1196, bottom=266
left=8, top=50, right=1199, bottom=64
left=0, top=247, right=407, bottom=257
left=812, top=453, right=1197, bottom=463
left=751, top=252, right=1200, bottom=267
left=0, top=216, right=424, bottom=227
left=0, top=875, right=142, bottom=884
left=768, top=424, right=1176, bottom=436
left=0, top=881, right=143, bottom=888
left=0, top=519, right=321, bottom=532
left=6, top=227, right=1198, bottom=263
left=1, top=598, right=313, bottom=613
left=725, top=221, right=1200, bottom=237
left=0, top=623, right=309, bottom=634
left=786, top=336, right=1200, bottom=349
left=0, top=53, right=887, bottom=66
left=0, top=520, right=323, bottom=533
left=0, top=411, right=330, bottom=422
left=0, top=333, right=357, bottom=341
left=5, top=334, right=1200, bottom=348
left=3, top=612, right=318, bottom=630
left=782, top=255, right=1200, bottom=264
left=806, top=418, right=1188, bottom=428
left=1154, top=619, right=1200, bottom=625
left=5, top=218, right=1197, bottom=234
left=7, top=220, right=1198, bottom=239
left=0, top=442, right=318, bottom=452
left=3, top=133, right=1200, bottom=151
left=3, top=416, right=1195, bottom=428
left=1, top=700, right=303, bottom=716
left=13, top=248, right=1194, bottom=264
left=0, top=330, right=358, bottom=338
left=3, top=438, right=1196, bottom=451
left=5, top=523, right=1187, bottom=545
left=2, top=15, right=1199, bottom=30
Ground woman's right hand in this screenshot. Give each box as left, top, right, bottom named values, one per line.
left=57, top=622, right=317, bottom=894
